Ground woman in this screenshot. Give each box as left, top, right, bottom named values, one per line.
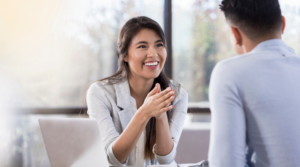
left=86, top=16, right=188, bottom=166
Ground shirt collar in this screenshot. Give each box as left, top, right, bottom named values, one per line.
left=250, top=39, right=295, bottom=54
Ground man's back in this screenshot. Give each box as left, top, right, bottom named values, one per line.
left=208, top=39, right=300, bottom=167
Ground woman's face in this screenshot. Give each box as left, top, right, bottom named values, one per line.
left=125, top=28, right=167, bottom=80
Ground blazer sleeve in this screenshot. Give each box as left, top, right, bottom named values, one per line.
left=153, top=86, right=188, bottom=164
left=86, top=82, right=129, bottom=165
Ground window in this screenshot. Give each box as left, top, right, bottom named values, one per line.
left=280, top=0, right=300, bottom=54
left=0, top=0, right=163, bottom=108
left=1, top=0, right=299, bottom=106
left=173, top=0, right=300, bottom=103
left=173, top=0, right=235, bottom=102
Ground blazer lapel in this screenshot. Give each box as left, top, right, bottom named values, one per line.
left=115, top=80, right=133, bottom=131
left=115, top=79, right=137, bottom=164
left=118, top=109, right=133, bottom=131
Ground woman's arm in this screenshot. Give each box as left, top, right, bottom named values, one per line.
left=87, top=83, right=122, bottom=165
left=155, top=112, right=174, bottom=155
left=111, top=109, right=148, bottom=164
left=155, top=84, right=175, bottom=155
left=112, top=84, right=175, bottom=163
left=154, top=86, right=188, bottom=164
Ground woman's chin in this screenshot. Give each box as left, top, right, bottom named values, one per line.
left=143, top=73, right=160, bottom=80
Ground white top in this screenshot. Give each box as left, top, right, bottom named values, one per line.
left=208, top=39, right=300, bottom=167
left=130, top=96, right=147, bottom=166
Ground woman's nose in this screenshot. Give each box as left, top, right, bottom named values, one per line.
left=147, top=47, right=158, bottom=57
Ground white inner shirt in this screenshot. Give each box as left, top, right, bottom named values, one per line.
left=130, top=96, right=147, bottom=166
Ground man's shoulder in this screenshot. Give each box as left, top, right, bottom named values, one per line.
left=216, top=50, right=274, bottom=75
left=217, top=52, right=259, bottom=68
left=211, top=52, right=269, bottom=85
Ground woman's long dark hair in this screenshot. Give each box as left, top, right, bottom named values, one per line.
left=100, top=16, right=177, bottom=160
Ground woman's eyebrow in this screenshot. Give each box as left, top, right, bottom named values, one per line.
left=135, top=41, right=148, bottom=45
left=155, top=39, right=163, bottom=43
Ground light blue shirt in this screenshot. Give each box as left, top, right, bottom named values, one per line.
left=208, top=39, right=300, bottom=167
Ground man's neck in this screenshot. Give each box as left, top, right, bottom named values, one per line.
left=242, top=35, right=282, bottom=54
left=128, top=74, right=154, bottom=100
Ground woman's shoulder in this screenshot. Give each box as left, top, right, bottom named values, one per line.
left=169, top=80, right=187, bottom=94
left=88, top=79, right=109, bottom=91
left=169, top=80, right=188, bottom=101
left=87, top=80, right=117, bottom=98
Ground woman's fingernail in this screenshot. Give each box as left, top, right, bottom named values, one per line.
left=170, top=96, right=174, bottom=99
left=166, top=87, right=171, bottom=91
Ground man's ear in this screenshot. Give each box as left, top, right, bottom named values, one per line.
left=230, top=27, right=243, bottom=46
left=281, top=15, right=286, bottom=34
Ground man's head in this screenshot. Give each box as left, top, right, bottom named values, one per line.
left=220, top=0, right=285, bottom=54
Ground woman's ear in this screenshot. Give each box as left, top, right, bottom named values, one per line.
left=124, top=55, right=128, bottom=62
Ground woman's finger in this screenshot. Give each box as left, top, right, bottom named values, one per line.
left=156, top=83, right=161, bottom=94
left=159, top=95, right=174, bottom=108
left=155, top=87, right=172, bottom=99
left=159, top=105, right=174, bottom=114
left=147, top=84, right=158, bottom=97
left=159, top=90, right=175, bottom=102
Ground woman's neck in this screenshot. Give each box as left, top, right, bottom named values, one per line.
left=128, top=74, right=154, bottom=101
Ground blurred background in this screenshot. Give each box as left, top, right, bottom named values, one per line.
left=0, top=0, right=299, bottom=166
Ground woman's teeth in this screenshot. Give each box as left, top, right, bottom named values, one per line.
left=145, top=62, right=158, bottom=66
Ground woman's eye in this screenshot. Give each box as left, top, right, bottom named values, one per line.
left=138, top=45, right=146, bottom=48
left=157, top=44, right=163, bottom=47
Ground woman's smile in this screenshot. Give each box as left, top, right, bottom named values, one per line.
left=126, top=28, right=167, bottom=79
left=144, top=61, right=160, bottom=69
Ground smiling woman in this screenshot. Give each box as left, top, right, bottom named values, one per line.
left=125, top=29, right=166, bottom=79
left=86, top=16, right=188, bottom=166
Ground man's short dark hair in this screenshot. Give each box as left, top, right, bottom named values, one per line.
left=220, top=0, right=282, bottom=41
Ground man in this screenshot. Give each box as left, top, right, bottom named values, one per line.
left=208, top=0, right=300, bottom=167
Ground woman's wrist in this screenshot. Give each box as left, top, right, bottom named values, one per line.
left=155, top=112, right=167, bottom=122
left=136, top=107, right=151, bottom=123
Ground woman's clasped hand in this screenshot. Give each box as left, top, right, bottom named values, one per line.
left=139, top=83, right=175, bottom=119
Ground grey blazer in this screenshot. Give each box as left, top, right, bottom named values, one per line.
left=86, top=79, right=188, bottom=166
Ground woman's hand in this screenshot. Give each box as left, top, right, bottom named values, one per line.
left=138, top=83, right=175, bottom=119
